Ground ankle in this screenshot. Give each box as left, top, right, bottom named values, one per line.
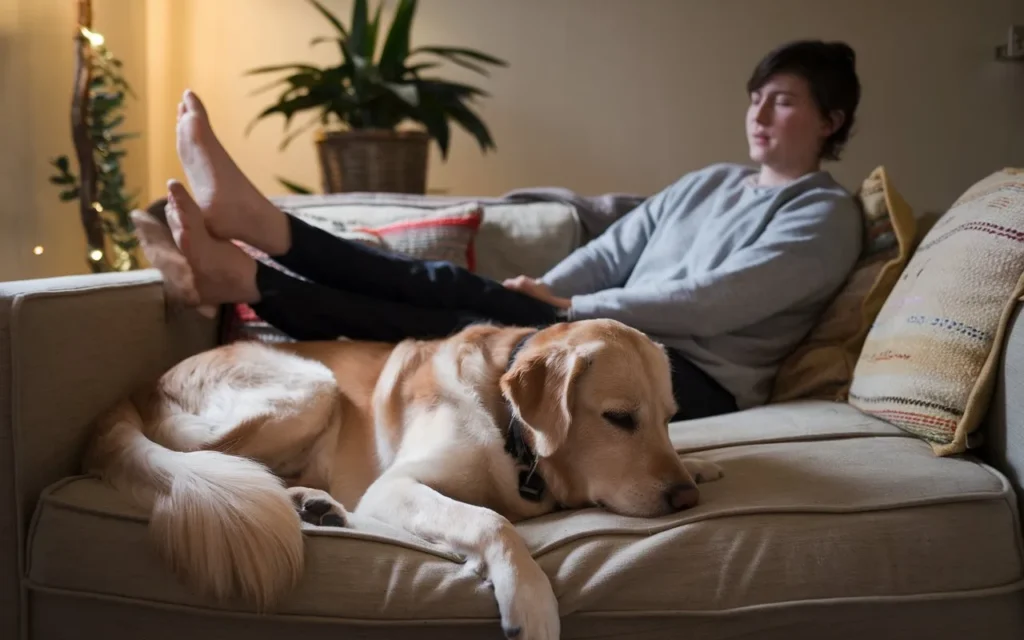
left=235, top=257, right=262, bottom=304
left=260, top=204, right=292, bottom=257
left=231, top=202, right=291, bottom=257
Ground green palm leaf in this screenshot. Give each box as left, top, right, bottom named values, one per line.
left=414, top=91, right=451, bottom=158
left=246, top=91, right=330, bottom=135
left=418, top=78, right=489, bottom=100
left=444, top=100, right=495, bottom=152
left=306, top=0, right=348, bottom=39
left=245, top=62, right=320, bottom=76
left=249, top=70, right=322, bottom=96
left=411, top=46, right=508, bottom=67
left=366, top=2, right=384, bottom=60
left=382, top=82, right=419, bottom=107
left=277, top=108, right=330, bottom=150
left=278, top=177, right=315, bottom=194
left=349, top=0, right=369, bottom=58
left=379, top=0, right=416, bottom=78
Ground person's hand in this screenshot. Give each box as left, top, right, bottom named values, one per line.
left=502, top=276, right=571, bottom=310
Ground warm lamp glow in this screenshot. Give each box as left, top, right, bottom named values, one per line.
left=89, top=249, right=104, bottom=262
left=33, top=246, right=44, bottom=255
left=81, top=26, right=105, bottom=47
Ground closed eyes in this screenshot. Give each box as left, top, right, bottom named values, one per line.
left=602, top=410, right=637, bottom=431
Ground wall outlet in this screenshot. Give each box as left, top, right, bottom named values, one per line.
left=996, top=25, right=1024, bottom=60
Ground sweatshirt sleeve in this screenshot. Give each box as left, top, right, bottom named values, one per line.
left=537, top=179, right=683, bottom=298
left=566, top=189, right=863, bottom=338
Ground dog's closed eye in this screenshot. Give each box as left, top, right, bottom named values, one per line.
left=602, top=410, right=637, bottom=431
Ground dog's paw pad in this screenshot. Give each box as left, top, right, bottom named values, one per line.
left=694, top=468, right=724, bottom=483
left=320, top=513, right=346, bottom=527
left=683, top=458, right=724, bottom=484
left=303, top=498, right=335, bottom=516
left=289, top=488, right=349, bottom=528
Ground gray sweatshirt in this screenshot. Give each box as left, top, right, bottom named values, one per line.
left=539, top=163, right=863, bottom=409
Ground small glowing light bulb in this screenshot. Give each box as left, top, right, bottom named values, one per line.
left=89, top=249, right=104, bottom=262
left=81, top=27, right=105, bottom=47
left=33, top=246, right=44, bottom=255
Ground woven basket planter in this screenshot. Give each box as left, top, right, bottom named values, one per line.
left=315, top=129, right=430, bottom=194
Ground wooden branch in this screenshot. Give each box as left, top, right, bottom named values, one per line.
left=70, top=0, right=105, bottom=259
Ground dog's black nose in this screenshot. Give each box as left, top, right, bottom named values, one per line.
left=664, top=482, right=700, bottom=511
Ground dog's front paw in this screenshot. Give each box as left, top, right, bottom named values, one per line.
left=288, top=487, right=348, bottom=527
left=490, top=553, right=560, bottom=639
left=682, top=457, right=724, bottom=484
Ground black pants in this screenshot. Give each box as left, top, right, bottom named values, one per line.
left=250, top=214, right=737, bottom=421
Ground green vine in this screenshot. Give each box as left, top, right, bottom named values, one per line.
left=50, top=27, right=142, bottom=272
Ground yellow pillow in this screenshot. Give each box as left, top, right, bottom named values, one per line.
left=848, top=168, right=1024, bottom=456
left=771, top=166, right=916, bottom=403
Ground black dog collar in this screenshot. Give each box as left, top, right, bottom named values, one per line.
left=503, top=331, right=546, bottom=502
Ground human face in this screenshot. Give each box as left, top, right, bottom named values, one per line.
left=746, top=73, right=839, bottom=181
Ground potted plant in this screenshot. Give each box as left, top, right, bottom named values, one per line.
left=246, top=0, right=508, bottom=195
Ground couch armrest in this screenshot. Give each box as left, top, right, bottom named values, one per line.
left=0, top=269, right=217, bottom=639
left=983, top=301, right=1024, bottom=531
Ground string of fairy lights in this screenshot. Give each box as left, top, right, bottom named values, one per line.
left=33, top=203, right=106, bottom=263
left=35, top=13, right=119, bottom=271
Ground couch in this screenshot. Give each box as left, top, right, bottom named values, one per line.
left=2, top=180, right=1023, bottom=640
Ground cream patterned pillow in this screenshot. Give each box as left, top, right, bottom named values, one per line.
left=848, top=168, right=1024, bottom=455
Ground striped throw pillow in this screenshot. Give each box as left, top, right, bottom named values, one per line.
left=848, top=168, right=1024, bottom=455
left=223, top=203, right=484, bottom=344
left=293, top=202, right=483, bottom=271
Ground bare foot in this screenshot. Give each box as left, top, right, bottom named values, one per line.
left=165, top=180, right=261, bottom=306
left=132, top=208, right=202, bottom=308
left=176, top=89, right=291, bottom=255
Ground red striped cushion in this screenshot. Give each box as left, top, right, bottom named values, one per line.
left=222, top=204, right=484, bottom=344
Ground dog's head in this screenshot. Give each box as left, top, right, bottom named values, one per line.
left=500, top=319, right=698, bottom=517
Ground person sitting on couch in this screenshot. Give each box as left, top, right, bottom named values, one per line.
left=137, top=39, right=863, bottom=422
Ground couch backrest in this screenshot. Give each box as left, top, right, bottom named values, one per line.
left=0, top=271, right=220, bottom=640
left=982, top=302, right=1024, bottom=522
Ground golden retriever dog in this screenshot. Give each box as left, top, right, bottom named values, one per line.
left=82, top=318, right=723, bottom=640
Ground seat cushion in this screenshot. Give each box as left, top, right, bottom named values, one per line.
left=26, top=401, right=1024, bottom=623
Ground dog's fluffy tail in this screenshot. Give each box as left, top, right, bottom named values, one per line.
left=83, top=398, right=303, bottom=611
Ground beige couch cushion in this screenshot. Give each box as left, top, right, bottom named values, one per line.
left=271, top=196, right=583, bottom=282
left=26, top=402, right=1023, bottom=624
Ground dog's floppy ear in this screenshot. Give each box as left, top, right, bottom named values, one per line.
left=500, top=342, right=597, bottom=457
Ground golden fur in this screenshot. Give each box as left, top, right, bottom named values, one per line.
left=82, top=319, right=722, bottom=640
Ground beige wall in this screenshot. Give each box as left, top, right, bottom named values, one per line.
left=0, top=0, right=149, bottom=281
left=3, top=0, right=1023, bottom=281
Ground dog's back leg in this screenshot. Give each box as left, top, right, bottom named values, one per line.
left=84, top=398, right=305, bottom=612
left=84, top=343, right=347, bottom=610
left=154, top=342, right=345, bottom=492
